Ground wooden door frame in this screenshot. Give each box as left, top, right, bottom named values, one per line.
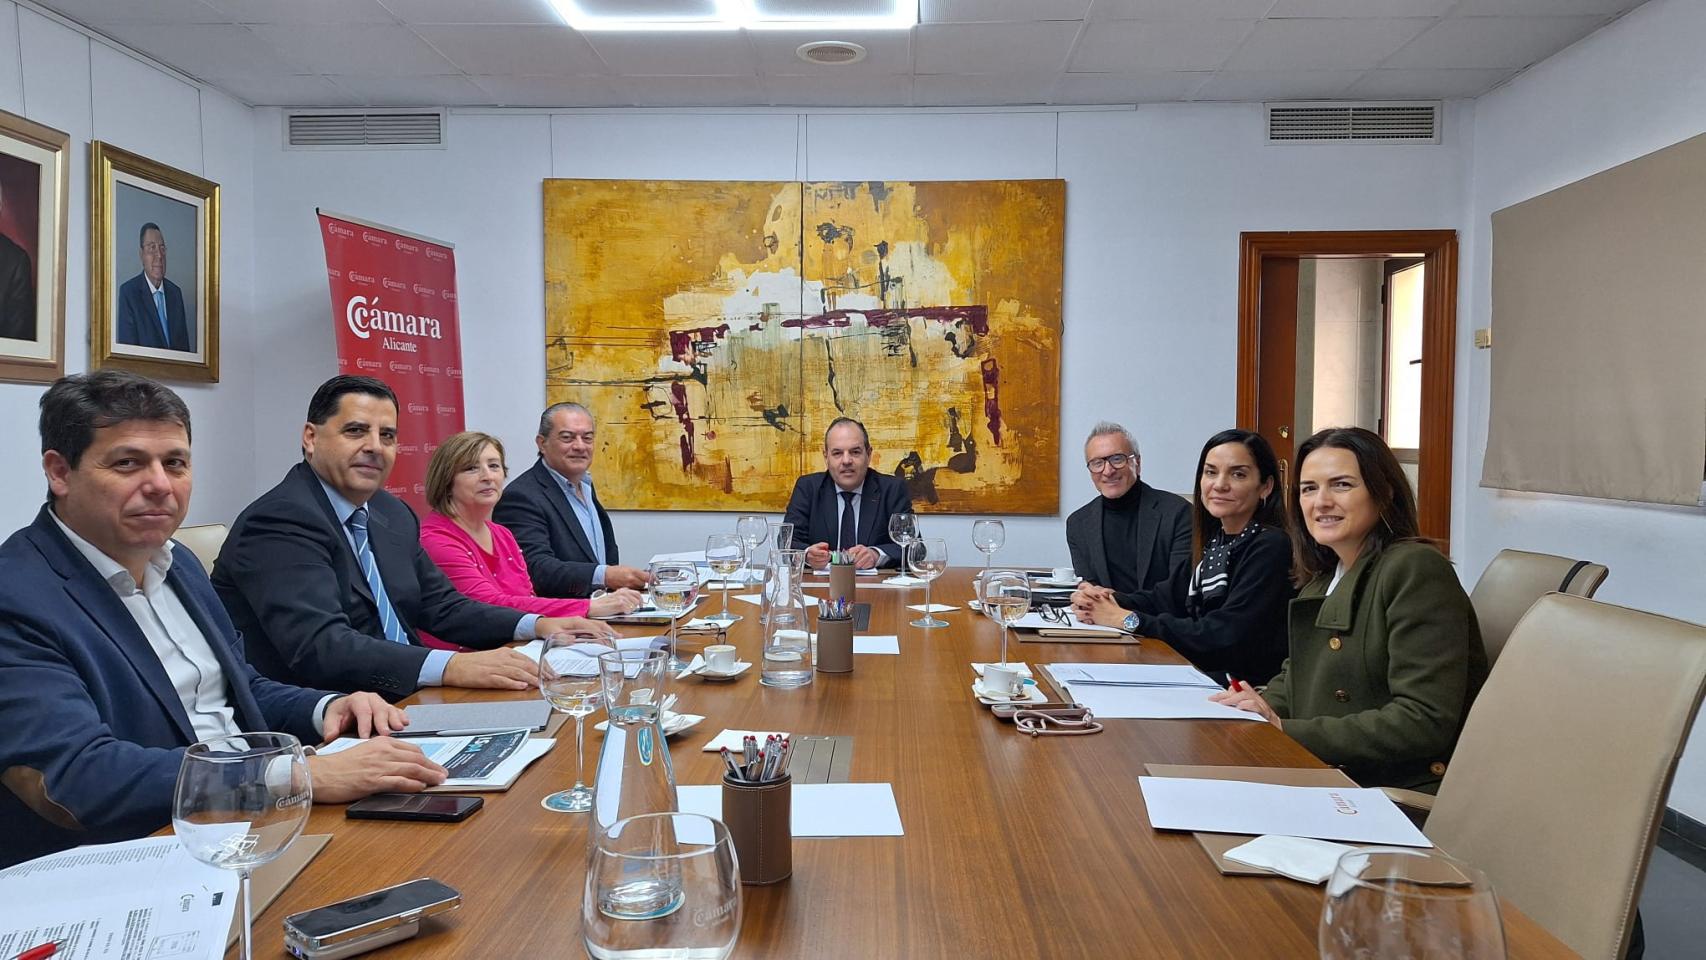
left=1236, top=230, right=1459, bottom=549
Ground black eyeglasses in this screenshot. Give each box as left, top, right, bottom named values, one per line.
left=1086, top=453, right=1133, bottom=472
left=1038, top=604, right=1068, bottom=624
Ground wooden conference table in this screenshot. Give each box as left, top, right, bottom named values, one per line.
left=240, top=569, right=1575, bottom=958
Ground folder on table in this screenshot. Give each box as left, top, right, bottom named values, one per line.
left=1143, top=764, right=1359, bottom=876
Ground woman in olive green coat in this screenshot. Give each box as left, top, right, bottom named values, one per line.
left=1212, top=426, right=1487, bottom=793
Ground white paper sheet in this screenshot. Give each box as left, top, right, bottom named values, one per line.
left=1049, top=663, right=1220, bottom=688
left=516, top=635, right=661, bottom=671
left=650, top=550, right=708, bottom=564
left=1063, top=681, right=1264, bottom=721
left=676, top=783, right=905, bottom=836
left=1009, top=611, right=1124, bottom=635
left=1138, top=778, right=1432, bottom=847
left=701, top=728, right=790, bottom=753
left=735, top=593, right=763, bottom=606
left=851, top=634, right=900, bottom=654
left=906, top=603, right=959, bottom=613
left=883, top=575, right=927, bottom=586
left=0, top=836, right=237, bottom=960
left=321, top=731, right=555, bottom=789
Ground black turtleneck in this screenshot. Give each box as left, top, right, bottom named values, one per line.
left=1100, top=483, right=1145, bottom=595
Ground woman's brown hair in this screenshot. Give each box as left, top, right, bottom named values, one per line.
left=1287, top=426, right=1424, bottom=587
left=424, top=431, right=506, bottom=517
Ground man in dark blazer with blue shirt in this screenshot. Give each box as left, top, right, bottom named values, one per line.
left=495, top=402, right=653, bottom=598
left=0, top=371, right=445, bottom=869
left=213, top=377, right=594, bottom=701
left=784, top=417, right=913, bottom=569
left=115, top=222, right=193, bottom=352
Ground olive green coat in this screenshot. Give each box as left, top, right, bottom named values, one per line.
left=1263, top=541, right=1487, bottom=793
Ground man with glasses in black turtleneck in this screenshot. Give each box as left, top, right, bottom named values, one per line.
left=1065, top=421, right=1191, bottom=596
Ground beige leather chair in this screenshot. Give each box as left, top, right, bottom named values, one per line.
left=1470, top=548, right=1609, bottom=666
left=173, top=522, right=228, bottom=572
left=1420, top=594, right=1706, bottom=960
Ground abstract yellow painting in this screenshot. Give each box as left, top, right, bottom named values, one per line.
left=543, top=178, right=1063, bottom=514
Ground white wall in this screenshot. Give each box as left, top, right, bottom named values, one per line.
left=0, top=1, right=256, bottom=530
left=1460, top=0, right=1706, bottom=820
left=249, top=102, right=1469, bottom=570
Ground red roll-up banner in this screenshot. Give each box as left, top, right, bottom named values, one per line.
left=318, top=210, right=465, bottom=514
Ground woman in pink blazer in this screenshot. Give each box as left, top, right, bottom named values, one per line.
left=419, top=431, right=642, bottom=650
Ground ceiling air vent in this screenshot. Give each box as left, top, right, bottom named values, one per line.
left=1266, top=102, right=1440, bottom=144
left=286, top=110, right=445, bottom=149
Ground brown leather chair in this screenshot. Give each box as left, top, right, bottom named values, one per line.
left=1422, top=594, right=1706, bottom=960
left=1470, top=548, right=1608, bottom=666
left=172, top=522, right=228, bottom=573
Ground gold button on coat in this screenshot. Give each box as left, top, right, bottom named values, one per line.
left=1328, top=636, right=1342, bottom=651
left=1430, top=762, right=1447, bottom=777
left=1334, top=689, right=1350, bottom=702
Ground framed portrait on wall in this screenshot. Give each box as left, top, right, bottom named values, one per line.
left=90, top=141, right=220, bottom=381
left=0, top=108, right=69, bottom=383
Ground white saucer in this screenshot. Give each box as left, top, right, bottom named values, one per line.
left=696, top=662, right=752, bottom=681
left=1034, top=578, right=1081, bottom=589
left=594, top=711, right=704, bottom=737
left=971, top=681, right=1048, bottom=706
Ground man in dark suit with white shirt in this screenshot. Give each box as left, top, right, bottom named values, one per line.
left=0, top=371, right=446, bottom=868
left=784, top=417, right=913, bottom=570
left=116, top=222, right=193, bottom=352
left=494, top=402, right=653, bottom=599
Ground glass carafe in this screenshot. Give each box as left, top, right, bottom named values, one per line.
left=761, top=548, right=813, bottom=687
left=592, top=649, right=678, bottom=838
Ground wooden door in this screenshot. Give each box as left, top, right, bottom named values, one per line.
left=1255, top=257, right=1299, bottom=498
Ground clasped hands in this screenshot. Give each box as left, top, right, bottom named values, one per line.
left=1069, top=582, right=1127, bottom=626
left=805, top=542, right=881, bottom=570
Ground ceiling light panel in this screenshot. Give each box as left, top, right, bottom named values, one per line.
left=549, top=0, right=916, bottom=31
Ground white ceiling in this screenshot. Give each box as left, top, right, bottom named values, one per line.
left=30, top=0, right=1650, bottom=108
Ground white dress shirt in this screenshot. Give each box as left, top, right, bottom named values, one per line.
left=51, top=510, right=330, bottom=740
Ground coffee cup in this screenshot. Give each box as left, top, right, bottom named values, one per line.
left=1051, top=566, right=1076, bottom=583
left=982, top=663, right=1024, bottom=698
left=703, top=644, right=738, bottom=672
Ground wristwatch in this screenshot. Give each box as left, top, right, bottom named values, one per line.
left=1121, top=611, right=1141, bottom=634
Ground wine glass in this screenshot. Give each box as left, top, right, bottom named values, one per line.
left=735, top=515, right=768, bottom=583
left=583, top=811, right=741, bottom=959
left=704, top=534, right=744, bottom=625
left=981, top=570, right=1031, bottom=667
left=649, top=561, right=699, bottom=671
left=539, top=634, right=605, bottom=813
left=971, top=519, right=1006, bottom=575
left=907, top=537, right=949, bottom=629
left=173, top=732, right=310, bottom=960
left=1321, top=847, right=1507, bottom=960
left=888, top=513, right=918, bottom=575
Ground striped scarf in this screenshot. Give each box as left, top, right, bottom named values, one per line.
left=1187, top=522, right=1261, bottom=611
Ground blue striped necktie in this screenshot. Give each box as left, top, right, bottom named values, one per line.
left=153, top=288, right=170, bottom=345
left=347, top=507, right=410, bottom=645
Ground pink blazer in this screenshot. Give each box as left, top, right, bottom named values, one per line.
left=418, top=512, right=591, bottom=650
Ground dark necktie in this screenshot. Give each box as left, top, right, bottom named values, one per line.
left=838, top=490, right=857, bottom=551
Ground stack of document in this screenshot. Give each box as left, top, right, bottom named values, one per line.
left=1047, top=663, right=1262, bottom=721
left=1009, top=611, right=1126, bottom=638
left=0, top=836, right=237, bottom=959
left=403, top=699, right=552, bottom=735
left=320, top=729, right=554, bottom=792
left=1139, top=777, right=1431, bottom=847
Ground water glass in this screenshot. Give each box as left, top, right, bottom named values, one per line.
left=649, top=560, right=699, bottom=670
left=173, top=732, right=310, bottom=960
left=971, top=519, right=1006, bottom=573
left=888, top=513, right=918, bottom=560
left=908, top=537, right=949, bottom=628
left=539, top=634, right=605, bottom=813
left=769, top=520, right=795, bottom=554
left=735, top=515, right=768, bottom=582
left=980, top=570, right=1031, bottom=666
left=705, top=534, right=744, bottom=625
left=1321, top=847, right=1507, bottom=959
left=583, top=812, right=741, bottom=959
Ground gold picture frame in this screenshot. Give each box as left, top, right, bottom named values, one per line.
left=90, top=141, right=220, bottom=382
left=0, top=108, right=69, bottom=383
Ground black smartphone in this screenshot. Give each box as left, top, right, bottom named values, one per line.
left=283, top=878, right=461, bottom=958
left=345, top=793, right=483, bottom=822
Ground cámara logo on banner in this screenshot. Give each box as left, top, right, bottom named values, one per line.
left=345, top=296, right=444, bottom=341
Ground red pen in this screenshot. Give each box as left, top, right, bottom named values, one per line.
left=11, top=941, right=62, bottom=960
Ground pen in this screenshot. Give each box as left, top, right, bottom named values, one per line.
left=720, top=746, right=744, bottom=782
left=11, top=941, right=62, bottom=960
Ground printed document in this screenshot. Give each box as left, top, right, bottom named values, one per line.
left=1138, top=777, right=1431, bottom=846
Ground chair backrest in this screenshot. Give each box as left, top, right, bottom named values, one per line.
left=173, top=522, right=228, bottom=572
left=1470, top=548, right=1609, bottom=665
left=1426, top=593, right=1706, bottom=960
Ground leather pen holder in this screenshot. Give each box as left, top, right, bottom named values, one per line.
left=723, top=773, right=792, bottom=885
left=816, top=617, right=854, bottom=673
left=828, top=562, right=856, bottom=603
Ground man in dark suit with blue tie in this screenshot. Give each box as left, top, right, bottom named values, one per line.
left=0, top=371, right=448, bottom=868
left=495, top=401, right=654, bottom=598
left=115, top=222, right=193, bottom=352
left=213, top=376, right=596, bottom=700
left=784, top=417, right=913, bottom=570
